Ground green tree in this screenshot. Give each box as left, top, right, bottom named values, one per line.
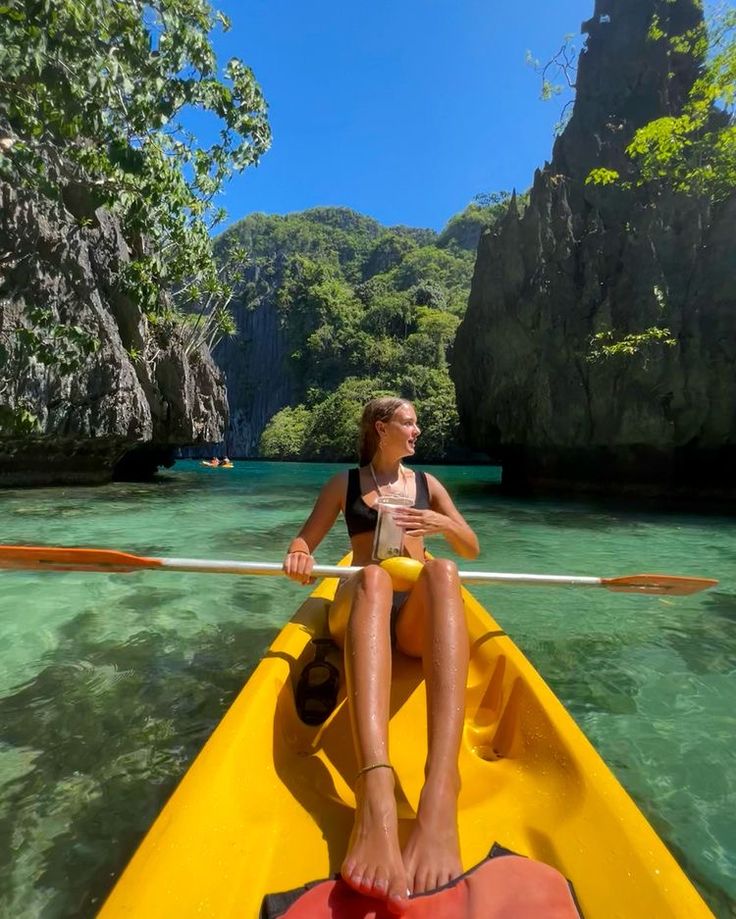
left=392, top=246, right=473, bottom=294
left=414, top=380, right=460, bottom=460
left=586, top=7, right=735, bottom=201
left=0, top=0, right=270, bottom=360
left=391, top=366, right=460, bottom=460
left=259, top=406, right=311, bottom=459
left=360, top=292, right=416, bottom=338
left=277, top=256, right=362, bottom=392
left=362, top=232, right=417, bottom=279
left=303, top=378, right=389, bottom=461
left=402, top=308, right=461, bottom=370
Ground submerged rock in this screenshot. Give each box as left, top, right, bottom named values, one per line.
left=451, top=0, right=736, bottom=500
left=0, top=180, right=227, bottom=486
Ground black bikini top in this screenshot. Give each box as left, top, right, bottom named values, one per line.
left=344, top=467, right=431, bottom=537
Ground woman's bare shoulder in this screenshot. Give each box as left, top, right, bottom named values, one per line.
left=423, top=471, right=452, bottom=499
left=324, top=468, right=349, bottom=487
left=321, top=469, right=351, bottom=499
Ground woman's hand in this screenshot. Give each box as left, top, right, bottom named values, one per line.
left=392, top=506, right=452, bottom=539
left=283, top=550, right=315, bottom=585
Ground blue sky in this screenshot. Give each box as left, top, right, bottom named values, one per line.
left=193, top=0, right=594, bottom=233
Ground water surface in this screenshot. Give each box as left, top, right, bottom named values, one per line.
left=0, top=462, right=734, bottom=916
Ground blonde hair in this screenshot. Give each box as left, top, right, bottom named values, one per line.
left=358, top=397, right=411, bottom=466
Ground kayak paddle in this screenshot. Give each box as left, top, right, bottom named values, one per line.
left=0, top=545, right=718, bottom=595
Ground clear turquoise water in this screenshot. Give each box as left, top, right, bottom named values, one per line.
left=0, top=461, right=734, bottom=917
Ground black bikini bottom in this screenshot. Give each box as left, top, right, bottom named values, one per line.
left=390, top=590, right=410, bottom=646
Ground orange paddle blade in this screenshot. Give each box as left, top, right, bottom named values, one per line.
left=0, top=545, right=161, bottom=573
left=601, top=574, right=719, bottom=596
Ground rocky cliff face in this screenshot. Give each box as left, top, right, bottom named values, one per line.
left=452, top=0, right=736, bottom=498
left=213, top=289, right=296, bottom=457
left=0, top=180, right=227, bottom=486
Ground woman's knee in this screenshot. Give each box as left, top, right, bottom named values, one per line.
left=355, top=563, right=393, bottom=596
left=346, top=565, right=393, bottom=628
left=421, top=557, right=459, bottom=586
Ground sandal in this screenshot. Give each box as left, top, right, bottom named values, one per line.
left=295, top=639, right=340, bottom=726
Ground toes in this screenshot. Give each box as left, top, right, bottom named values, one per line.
left=425, top=870, right=440, bottom=893
left=344, top=865, right=366, bottom=893
left=362, top=867, right=379, bottom=896
left=386, top=883, right=409, bottom=916
left=413, top=867, right=429, bottom=894
left=372, top=868, right=389, bottom=897
left=341, top=857, right=357, bottom=884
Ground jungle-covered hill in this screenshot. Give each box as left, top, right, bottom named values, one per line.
left=211, top=196, right=515, bottom=461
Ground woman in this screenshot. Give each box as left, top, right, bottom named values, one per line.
left=283, top=397, right=479, bottom=912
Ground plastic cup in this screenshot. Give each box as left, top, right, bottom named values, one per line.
left=372, top=495, right=413, bottom=561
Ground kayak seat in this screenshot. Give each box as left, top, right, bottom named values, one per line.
left=260, top=842, right=585, bottom=919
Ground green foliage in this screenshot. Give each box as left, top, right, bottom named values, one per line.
left=585, top=167, right=621, bottom=186
left=403, top=308, right=460, bottom=370
left=391, top=245, right=473, bottom=295
left=393, top=368, right=460, bottom=458
left=588, top=327, right=678, bottom=363
left=0, top=405, right=41, bottom=435
left=259, top=405, right=311, bottom=460
left=13, top=305, right=99, bottom=374
left=235, top=200, right=510, bottom=461
left=218, top=208, right=387, bottom=288
left=589, top=7, right=736, bottom=201
left=277, top=256, right=363, bottom=391
left=302, top=378, right=388, bottom=461
left=0, top=0, right=270, bottom=369
left=363, top=232, right=417, bottom=278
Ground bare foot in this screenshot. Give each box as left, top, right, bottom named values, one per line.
left=403, top=773, right=462, bottom=894
left=341, top=767, right=409, bottom=912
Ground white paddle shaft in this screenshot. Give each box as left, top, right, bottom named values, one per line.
left=158, top=558, right=601, bottom=588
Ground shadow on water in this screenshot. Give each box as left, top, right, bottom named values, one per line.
left=0, top=611, right=278, bottom=919
left=462, top=479, right=736, bottom=529
left=661, top=590, right=736, bottom=675
left=527, top=634, right=641, bottom=725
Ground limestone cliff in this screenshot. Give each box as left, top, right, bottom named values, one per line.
left=452, top=0, right=736, bottom=498
left=0, top=180, right=227, bottom=486
left=214, top=288, right=295, bottom=457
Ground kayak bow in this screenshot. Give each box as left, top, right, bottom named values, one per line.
left=98, top=556, right=714, bottom=918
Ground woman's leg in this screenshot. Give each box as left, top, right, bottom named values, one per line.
left=328, top=565, right=408, bottom=909
left=393, top=558, right=469, bottom=894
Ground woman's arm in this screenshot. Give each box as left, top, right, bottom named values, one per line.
left=393, top=473, right=480, bottom=559
left=283, top=471, right=346, bottom=583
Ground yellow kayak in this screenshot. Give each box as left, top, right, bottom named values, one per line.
left=99, top=557, right=714, bottom=918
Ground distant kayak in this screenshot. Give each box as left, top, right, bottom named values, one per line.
left=201, top=461, right=234, bottom=468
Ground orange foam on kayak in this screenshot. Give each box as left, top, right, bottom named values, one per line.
left=265, top=848, right=583, bottom=919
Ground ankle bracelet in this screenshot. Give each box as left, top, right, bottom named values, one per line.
left=357, top=762, right=393, bottom=777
